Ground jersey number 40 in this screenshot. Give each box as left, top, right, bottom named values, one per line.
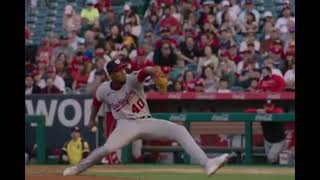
left=132, top=99, right=145, bottom=113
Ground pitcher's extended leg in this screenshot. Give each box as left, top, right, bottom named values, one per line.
left=138, top=118, right=208, bottom=166
left=77, top=120, right=139, bottom=173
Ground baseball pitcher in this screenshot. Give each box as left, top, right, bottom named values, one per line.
left=63, top=59, right=229, bottom=176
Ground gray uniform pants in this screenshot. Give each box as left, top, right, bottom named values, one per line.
left=264, top=140, right=287, bottom=163
left=77, top=118, right=209, bottom=172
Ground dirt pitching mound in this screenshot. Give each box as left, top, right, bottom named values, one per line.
left=26, top=174, right=135, bottom=180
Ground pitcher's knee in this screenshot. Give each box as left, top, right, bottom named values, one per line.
left=173, top=125, right=189, bottom=136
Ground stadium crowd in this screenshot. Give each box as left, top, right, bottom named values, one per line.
left=25, top=0, right=295, bottom=95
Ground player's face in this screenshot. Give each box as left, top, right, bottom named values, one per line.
left=110, top=69, right=127, bottom=83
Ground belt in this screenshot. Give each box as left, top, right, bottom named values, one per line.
left=138, top=115, right=152, bottom=119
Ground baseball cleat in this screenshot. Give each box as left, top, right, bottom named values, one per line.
left=63, top=166, right=80, bottom=176
left=204, top=153, right=229, bottom=176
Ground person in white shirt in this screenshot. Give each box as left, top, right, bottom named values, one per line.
left=239, top=31, right=261, bottom=52
left=40, top=66, right=66, bottom=93
left=228, top=0, right=241, bottom=18
left=284, top=63, right=295, bottom=90
left=238, top=0, right=260, bottom=24
left=170, top=5, right=182, bottom=23
left=87, top=57, right=107, bottom=84
left=263, top=58, right=283, bottom=77
left=121, top=4, right=141, bottom=26
left=275, top=6, right=295, bottom=34
left=216, top=0, right=237, bottom=25
left=129, top=14, right=142, bottom=37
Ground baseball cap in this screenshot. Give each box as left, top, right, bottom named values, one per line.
left=245, top=0, right=253, bottom=4
left=263, top=11, right=273, bottom=18
left=221, top=0, right=230, bottom=7
left=47, top=65, right=56, bottom=73
left=71, top=126, right=80, bottom=133
left=264, top=100, right=274, bottom=107
left=273, top=39, right=282, bottom=45
left=124, top=4, right=131, bottom=11
left=106, top=59, right=127, bottom=74
left=64, top=5, right=73, bottom=15
left=202, top=0, right=215, bottom=5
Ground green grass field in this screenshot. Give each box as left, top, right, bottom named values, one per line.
left=26, top=164, right=295, bottom=180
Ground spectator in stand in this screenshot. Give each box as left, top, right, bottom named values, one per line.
left=200, top=66, right=219, bottom=93
left=45, top=65, right=66, bottom=93
left=25, top=26, right=31, bottom=40
left=130, top=48, right=154, bottom=71
left=129, top=13, right=142, bottom=37
left=275, top=6, right=295, bottom=35
left=81, top=0, right=100, bottom=26
left=220, top=10, right=237, bottom=35
left=72, top=62, right=92, bottom=92
left=217, top=78, right=231, bottom=93
left=283, top=51, right=295, bottom=72
left=194, top=79, right=205, bottom=93
left=182, top=70, right=196, bottom=92
left=246, top=78, right=259, bottom=92
left=100, top=9, right=118, bottom=36
left=95, top=0, right=111, bottom=14
left=68, top=28, right=81, bottom=51
left=237, top=61, right=261, bottom=89
left=218, top=29, right=236, bottom=50
left=144, top=13, right=160, bottom=34
left=260, top=26, right=279, bottom=56
left=142, top=31, right=156, bottom=51
left=284, top=62, right=295, bottom=91
left=41, top=77, right=63, bottom=94
left=170, top=4, right=182, bottom=23
left=245, top=100, right=287, bottom=164
left=32, top=70, right=46, bottom=89
left=269, top=46, right=286, bottom=73
left=86, top=69, right=108, bottom=94
left=258, top=11, right=274, bottom=33
left=180, top=36, right=201, bottom=64
left=153, top=41, right=178, bottom=67
left=169, top=80, right=184, bottom=92
left=216, top=0, right=233, bottom=26
left=169, top=58, right=187, bottom=81
left=227, top=44, right=241, bottom=64
left=36, top=38, right=53, bottom=65
left=87, top=57, right=107, bottom=84
left=106, top=25, right=123, bottom=44
left=36, top=60, right=48, bottom=81
left=63, top=5, right=81, bottom=33
left=52, top=35, right=74, bottom=64
left=238, top=0, right=260, bottom=24
left=25, top=75, right=41, bottom=94
left=219, top=52, right=237, bottom=73
left=198, top=45, right=219, bottom=73
left=55, top=59, right=74, bottom=90
left=239, top=31, right=260, bottom=53
left=263, top=58, right=283, bottom=77
left=103, top=40, right=116, bottom=60
left=284, top=28, right=295, bottom=53
left=257, top=66, right=285, bottom=92
left=121, top=4, right=141, bottom=26
left=159, top=5, right=180, bottom=36
left=239, top=12, right=258, bottom=34
left=236, top=50, right=259, bottom=75
left=228, top=0, right=241, bottom=20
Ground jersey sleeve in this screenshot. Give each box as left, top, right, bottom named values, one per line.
left=127, top=69, right=149, bottom=89
left=92, top=85, right=104, bottom=109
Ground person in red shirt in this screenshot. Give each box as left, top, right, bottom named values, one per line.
left=182, top=70, right=196, bottom=92
left=227, top=44, right=241, bottom=64
left=25, top=26, right=31, bottom=40
left=130, top=48, right=154, bottom=71
left=257, top=66, right=286, bottom=92
left=72, top=62, right=92, bottom=92
left=36, top=38, right=53, bottom=64
left=159, top=5, right=180, bottom=35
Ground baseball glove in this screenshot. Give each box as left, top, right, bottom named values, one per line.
left=154, top=71, right=168, bottom=94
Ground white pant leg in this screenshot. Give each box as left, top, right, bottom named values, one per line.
left=77, top=119, right=140, bottom=172
left=132, top=139, right=143, bottom=159
left=265, top=140, right=286, bottom=163
left=135, top=118, right=208, bottom=166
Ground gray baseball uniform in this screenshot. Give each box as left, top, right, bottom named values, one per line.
left=76, top=70, right=209, bottom=172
